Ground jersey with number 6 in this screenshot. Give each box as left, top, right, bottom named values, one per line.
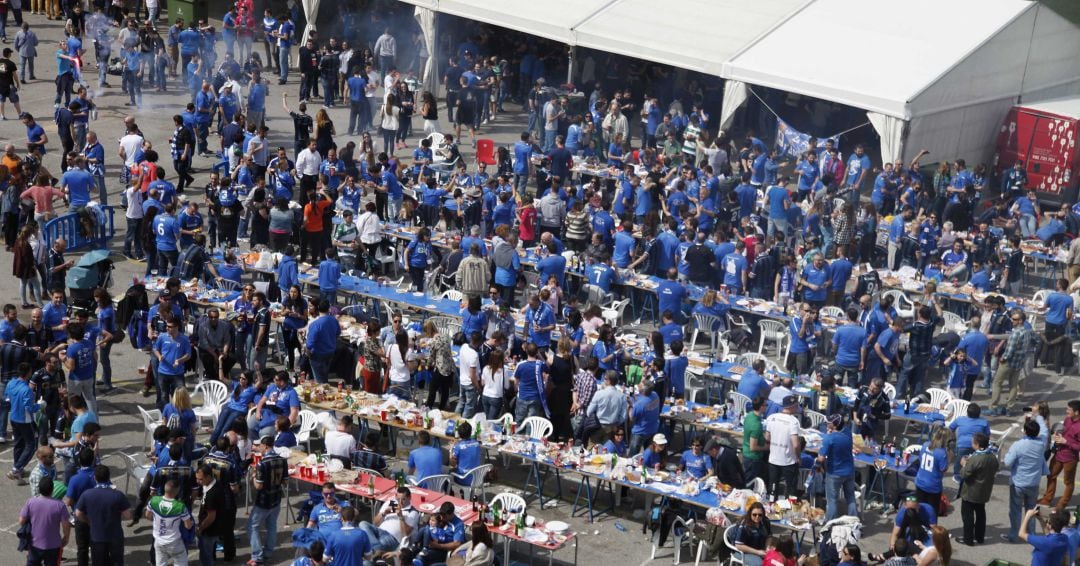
left=155, top=214, right=180, bottom=251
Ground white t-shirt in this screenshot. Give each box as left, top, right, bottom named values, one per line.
left=458, top=343, right=479, bottom=387
left=366, top=71, right=380, bottom=98
left=764, top=412, right=801, bottom=466
left=481, top=365, right=509, bottom=399
left=323, top=429, right=356, bottom=459
left=124, top=186, right=144, bottom=219
left=388, top=344, right=410, bottom=384
left=376, top=500, right=420, bottom=544
left=119, top=133, right=143, bottom=167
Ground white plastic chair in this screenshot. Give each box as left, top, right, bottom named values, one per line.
left=520, top=416, right=553, bottom=440
left=689, top=313, right=724, bottom=354
left=735, top=353, right=767, bottom=368
left=138, top=407, right=161, bottom=452
left=942, top=311, right=965, bottom=333
left=819, top=306, right=844, bottom=319
left=747, top=477, right=766, bottom=498
left=883, top=383, right=897, bottom=402
left=120, top=452, right=152, bottom=495
left=296, top=409, right=319, bottom=451
left=926, top=388, right=953, bottom=410
left=602, top=298, right=631, bottom=327
left=410, top=473, right=452, bottom=494
left=804, top=409, right=827, bottom=430
left=729, top=391, right=752, bottom=420
left=440, top=289, right=463, bottom=302
left=883, top=289, right=915, bottom=319
left=723, top=525, right=745, bottom=566
left=193, top=380, right=229, bottom=430
left=943, top=399, right=971, bottom=426
left=685, top=366, right=708, bottom=404
left=582, top=283, right=615, bottom=309
left=490, top=492, right=526, bottom=514
left=757, top=319, right=788, bottom=359
left=452, top=463, right=493, bottom=502
left=1032, top=289, right=1051, bottom=305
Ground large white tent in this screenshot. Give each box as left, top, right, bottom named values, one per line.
left=399, top=0, right=1080, bottom=165
left=722, top=0, right=1080, bottom=164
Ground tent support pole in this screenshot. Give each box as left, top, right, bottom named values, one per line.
left=567, top=45, right=576, bottom=86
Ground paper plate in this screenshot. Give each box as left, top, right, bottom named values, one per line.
left=546, top=520, right=569, bottom=533
left=419, top=502, right=437, bottom=513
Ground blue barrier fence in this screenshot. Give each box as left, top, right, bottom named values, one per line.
left=44, top=206, right=117, bottom=251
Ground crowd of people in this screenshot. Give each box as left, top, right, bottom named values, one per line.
left=0, top=1, right=1079, bottom=566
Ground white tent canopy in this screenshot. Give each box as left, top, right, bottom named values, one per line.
left=721, top=0, right=1080, bottom=164
left=395, top=0, right=809, bottom=76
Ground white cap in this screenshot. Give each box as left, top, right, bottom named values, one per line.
left=652, top=433, right=668, bottom=445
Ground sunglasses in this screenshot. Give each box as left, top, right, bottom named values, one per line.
left=750, top=512, right=763, bottom=517
left=167, top=325, right=177, bottom=329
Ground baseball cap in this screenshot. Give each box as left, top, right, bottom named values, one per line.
left=652, top=433, right=668, bottom=445
left=782, top=395, right=799, bottom=408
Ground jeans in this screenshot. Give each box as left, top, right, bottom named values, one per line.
left=123, top=70, right=141, bottom=106
left=74, top=520, right=90, bottom=566
left=896, top=355, right=927, bottom=400
left=357, top=521, right=399, bottom=552
left=198, top=534, right=218, bottom=566
left=309, top=354, right=332, bottom=384
left=629, top=433, right=648, bottom=457
left=543, top=129, right=556, bottom=153
left=19, top=55, right=33, bottom=82
left=26, top=546, right=61, bottom=566
left=278, top=47, right=290, bottom=82
left=11, top=421, right=34, bottom=472
left=157, top=249, right=179, bottom=277
left=824, top=473, right=857, bottom=521
left=211, top=406, right=244, bottom=446
left=19, top=275, right=41, bottom=306
left=387, top=197, right=403, bottom=223
left=482, top=395, right=503, bottom=420
left=196, top=122, right=210, bottom=154
left=455, top=384, right=478, bottom=418
left=1019, top=213, right=1037, bottom=238
left=381, top=127, right=396, bottom=155
left=156, top=372, right=184, bottom=411
left=953, top=446, right=973, bottom=479
left=743, top=458, right=766, bottom=483
left=961, top=500, right=986, bottom=543
left=378, top=54, right=393, bottom=77
left=248, top=502, right=281, bottom=561
left=348, top=100, right=366, bottom=134
left=514, top=398, right=545, bottom=425
left=1008, top=483, right=1040, bottom=539
left=67, top=378, right=96, bottom=416
left=321, top=77, right=333, bottom=106
left=767, top=217, right=789, bottom=238
left=99, top=343, right=112, bottom=387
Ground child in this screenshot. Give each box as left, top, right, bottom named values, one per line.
left=762, top=535, right=798, bottom=566
left=273, top=416, right=298, bottom=448
left=542, top=275, right=562, bottom=313
left=944, top=349, right=977, bottom=399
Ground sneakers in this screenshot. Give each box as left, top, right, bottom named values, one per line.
left=6, top=470, right=20, bottom=481
left=999, top=533, right=1018, bottom=543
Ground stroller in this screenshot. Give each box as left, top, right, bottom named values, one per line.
left=815, top=515, right=863, bottom=566
left=65, top=250, right=114, bottom=316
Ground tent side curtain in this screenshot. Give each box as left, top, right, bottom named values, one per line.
left=414, top=6, right=439, bottom=93
left=905, top=98, right=1016, bottom=166
left=719, top=80, right=748, bottom=131
left=300, top=0, right=321, bottom=48
left=867, top=112, right=905, bottom=165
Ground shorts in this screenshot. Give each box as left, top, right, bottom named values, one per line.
left=0, top=87, right=18, bottom=103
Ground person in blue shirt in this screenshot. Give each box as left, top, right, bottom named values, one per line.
left=275, top=245, right=299, bottom=300
left=154, top=203, right=181, bottom=275
left=602, top=429, right=627, bottom=456
left=657, top=310, right=683, bottom=345
left=721, top=242, right=748, bottom=294
left=914, top=428, right=950, bottom=507
left=765, top=178, right=791, bottom=237
left=656, top=269, right=688, bottom=325
left=323, top=507, right=373, bottom=565
left=831, top=307, right=867, bottom=386
left=511, top=132, right=532, bottom=192
left=749, top=147, right=767, bottom=187
left=1020, top=506, right=1071, bottom=566
left=940, top=239, right=969, bottom=280
left=629, top=380, right=661, bottom=456
left=632, top=181, right=653, bottom=224
left=826, top=248, right=853, bottom=306
left=407, top=429, right=444, bottom=484
left=795, top=151, right=819, bottom=198
left=969, top=261, right=992, bottom=292
left=307, top=482, right=352, bottom=537
left=450, top=421, right=482, bottom=485
left=679, top=438, right=714, bottom=479
left=799, top=253, right=829, bottom=307
left=153, top=315, right=191, bottom=411
left=1036, top=211, right=1067, bottom=243
left=586, top=255, right=620, bottom=293
left=5, top=364, right=38, bottom=478
left=947, top=401, right=990, bottom=482
left=1043, top=278, right=1074, bottom=374
left=816, top=414, right=856, bottom=521
left=891, top=496, right=938, bottom=548
left=403, top=228, right=433, bottom=293
left=523, top=294, right=556, bottom=353
left=736, top=359, right=771, bottom=401
left=612, top=221, right=636, bottom=268
left=1011, top=189, right=1041, bottom=238
left=641, top=434, right=667, bottom=469
left=176, top=201, right=203, bottom=249
left=787, top=305, right=820, bottom=376
left=305, top=301, right=341, bottom=384
left=844, top=145, right=871, bottom=202
left=513, top=343, right=549, bottom=424
left=316, top=248, right=342, bottom=305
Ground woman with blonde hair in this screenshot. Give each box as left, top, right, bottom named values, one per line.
left=421, top=319, right=454, bottom=410
left=314, top=107, right=336, bottom=157
left=914, top=427, right=952, bottom=508
left=162, top=387, right=199, bottom=458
